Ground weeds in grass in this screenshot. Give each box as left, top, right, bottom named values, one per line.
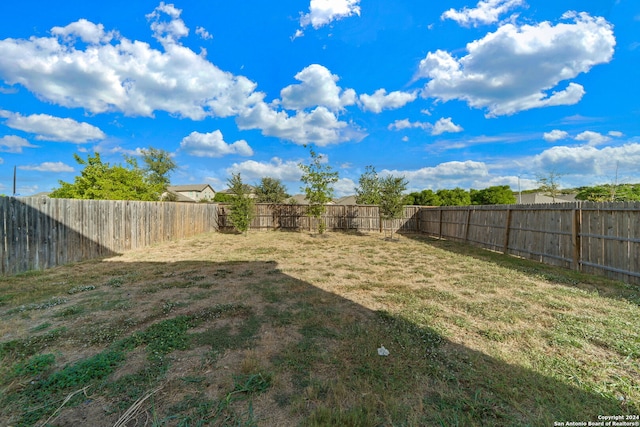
left=67, top=285, right=96, bottom=294
left=11, top=350, right=125, bottom=426
left=0, top=327, right=67, bottom=361
left=12, top=353, right=56, bottom=377
left=53, top=305, right=85, bottom=318
left=29, top=322, right=52, bottom=333
left=7, top=296, right=68, bottom=314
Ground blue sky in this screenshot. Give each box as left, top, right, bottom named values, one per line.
left=1, top=0, right=638, bottom=197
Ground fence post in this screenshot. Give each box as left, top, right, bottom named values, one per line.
left=464, top=208, right=472, bottom=241
left=438, top=208, right=443, bottom=239
left=503, top=208, right=512, bottom=254
left=572, top=206, right=581, bottom=271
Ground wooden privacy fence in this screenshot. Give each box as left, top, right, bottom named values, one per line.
left=216, top=204, right=422, bottom=233
left=1, top=197, right=218, bottom=275
left=3, top=197, right=639, bottom=285
left=418, top=202, right=640, bottom=285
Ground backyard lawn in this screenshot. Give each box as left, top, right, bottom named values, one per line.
left=0, top=231, right=638, bottom=426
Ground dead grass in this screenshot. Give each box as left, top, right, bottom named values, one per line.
left=1, top=231, right=638, bottom=426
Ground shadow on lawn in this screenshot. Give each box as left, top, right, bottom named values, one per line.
left=400, top=231, right=640, bottom=306
left=0, top=258, right=636, bottom=426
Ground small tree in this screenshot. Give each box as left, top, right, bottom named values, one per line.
left=140, top=147, right=176, bottom=190
left=355, top=165, right=381, bottom=205
left=536, top=171, right=562, bottom=202
left=255, top=177, right=289, bottom=204
left=227, top=173, right=254, bottom=235
left=299, top=147, right=338, bottom=234
left=379, top=175, right=408, bottom=239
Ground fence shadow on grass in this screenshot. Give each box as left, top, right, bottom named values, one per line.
left=400, top=231, right=640, bottom=307
left=1, top=256, right=636, bottom=426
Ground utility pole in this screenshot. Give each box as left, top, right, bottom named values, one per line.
left=13, top=165, right=16, bottom=196
left=518, top=175, right=522, bottom=204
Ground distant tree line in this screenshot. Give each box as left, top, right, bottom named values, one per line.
left=49, top=148, right=640, bottom=208
left=574, top=183, right=640, bottom=202
left=403, top=185, right=516, bottom=206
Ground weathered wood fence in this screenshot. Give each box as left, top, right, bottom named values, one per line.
left=3, top=197, right=639, bottom=285
left=217, top=204, right=422, bottom=233
left=0, top=197, right=218, bottom=275
left=418, top=202, right=640, bottom=285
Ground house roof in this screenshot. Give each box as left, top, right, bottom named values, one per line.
left=334, top=195, right=358, bottom=205
left=218, top=185, right=256, bottom=194
left=287, top=194, right=309, bottom=204
left=287, top=194, right=339, bottom=205
left=164, top=191, right=196, bottom=203
left=516, top=192, right=577, bottom=204
left=167, top=184, right=215, bottom=193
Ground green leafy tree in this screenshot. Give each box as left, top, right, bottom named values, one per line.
left=355, top=165, right=382, bottom=205
left=255, top=177, right=289, bottom=204
left=50, top=153, right=160, bottom=201
left=470, top=185, right=516, bottom=205
left=299, top=147, right=339, bottom=234
left=213, top=193, right=235, bottom=203
left=139, top=147, right=176, bottom=190
left=404, top=189, right=441, bottom=206
left=437, top=188, right=471, bottom=206
left=378, top=175, right=408, bottom=239
left=227, top=173, right=254, bottom=235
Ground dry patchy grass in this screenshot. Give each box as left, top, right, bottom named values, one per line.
left=0, top=231, right=638, bottom=426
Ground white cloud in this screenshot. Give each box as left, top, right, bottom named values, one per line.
left=103, top=145, right=145, bottom=157
left=0, top=11, right=261, bottom=120
left=382, top=160, right=490, bottom=190
left=575, top=130, right=611, bottom=146
left=388, top=117, right=462, bottom=135
left=432, top=117, right=463, bottom=135
left=0, top=111, right=105, bottom=143
left=608, top=130, right=623, bottom=137
left=196, top=26, right=213, bottom=40
left=234, top=64, right=366, bottom=146
left=417, top=13, right=615, bottom=116
left=359, top=89, right=417, bottom=113
left=388, top=119, right=429, bottom=131
left=51, top=19, right=116, bottom=44
left=0, top=135, right=37, bottom=153
left=179, top=130, right=253, bottom=157
left=280, top=64, right=356, bottom=112
left=334, top=177, right=356, bottom=197
left=19, top=162, right=75, bottom=172
left=441, top=0, right=524, bottom=27
left=543, top=129, right=569, bottom=142
left=531, top=143, right=640, bottom=176
left=146, top=2, right=189, bottom=45
left=237, top=102, right=365, bottom=146
left=0, top=11, right=366, bottom=147
left=226, top=157, right=303, bottom=182
left=299, top=0, right=361, bottom=30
